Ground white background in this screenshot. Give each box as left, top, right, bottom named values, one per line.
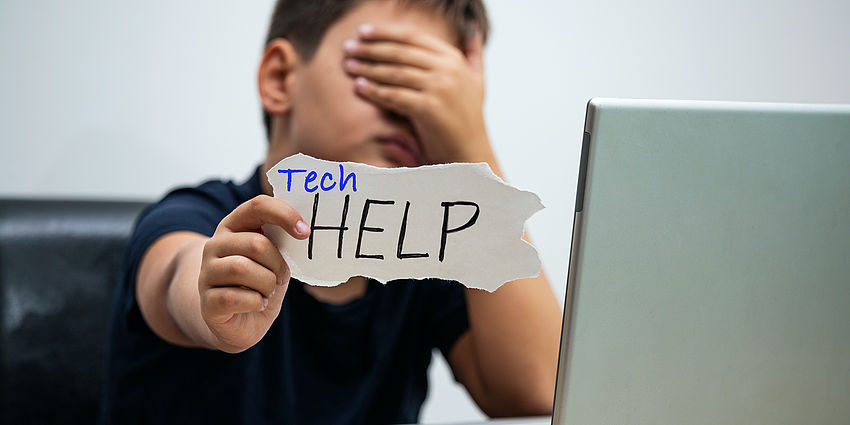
left=2, top=0, right=849, bottom=422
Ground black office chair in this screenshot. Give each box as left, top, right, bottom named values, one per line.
left=0, top=199, right=149, bottom=424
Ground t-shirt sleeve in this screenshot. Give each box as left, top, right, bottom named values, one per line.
left=128, top=187, right=228, bottom=260
left=119, top=185, right=238, bottom=331
left=423, top=279, right=470, bottom=362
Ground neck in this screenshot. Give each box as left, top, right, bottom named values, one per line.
left=261, top=133, right=298, bottom=197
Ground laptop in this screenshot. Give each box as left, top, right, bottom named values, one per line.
left=552, top=98, right=850, bottom=425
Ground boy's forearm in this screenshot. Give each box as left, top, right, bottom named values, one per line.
left=445, top=132, right=499, bottom=171
left=464, top=271, right=561, bottom=413
left=164, top=238, right=219, bottom=350
left=456, top=147, right=561, bottom=412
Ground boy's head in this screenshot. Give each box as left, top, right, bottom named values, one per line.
left=257, top=0, right=489, bottom=169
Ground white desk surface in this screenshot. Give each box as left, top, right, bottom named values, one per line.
left=438, top=417, right=550, bottom=425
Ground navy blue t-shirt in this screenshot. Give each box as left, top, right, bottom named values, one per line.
left=101, top=167, right=469, bottom=425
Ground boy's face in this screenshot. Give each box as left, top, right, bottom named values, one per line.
left=270, top=0, right=456, bottom=168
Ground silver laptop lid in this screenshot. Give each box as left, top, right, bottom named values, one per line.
left=554, top=98, right=850, bottom=425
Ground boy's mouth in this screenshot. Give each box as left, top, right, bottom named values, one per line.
left=377, top=131, right=423, bottom=167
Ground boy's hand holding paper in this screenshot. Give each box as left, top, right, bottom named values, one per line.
left=198, top=196, right=309, bottom=353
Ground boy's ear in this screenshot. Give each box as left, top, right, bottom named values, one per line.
left=464, top=30, right=484, bottom=76
left=258, top=39, right=299, bottom=116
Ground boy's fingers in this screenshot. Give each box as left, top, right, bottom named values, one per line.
left=344, top=39, right=436, bottom=70
left=266, top=268, right=291, bottom=312
left=204, top=255, right=278, bottom=298
left=357, top=23, right=452, bottom=54
left=345, top=59, right=427, bottom=90
left=206, top=232, right=289, bottom=283
left=203, top=286, right=266, bottom=321
left=219, top=195, right=310, bottom=239
left=354, top=77, right=422, bottom=117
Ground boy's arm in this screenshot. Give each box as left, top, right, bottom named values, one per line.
left=136, top=231, right=211, bottom=348
left=344, top=25, right=561, bottom=416
left=445, top=152, right=561, bottom=417
left=450, top=276, right=561, bottom=416
left=135, top=195, right=310, bottom=353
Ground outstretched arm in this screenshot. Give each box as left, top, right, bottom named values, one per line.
left=136, top=195, right=310, bottom=353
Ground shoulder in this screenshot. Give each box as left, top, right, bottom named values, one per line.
left=150, top=168, right=260, bottom=219
left=121, top=168, right=262, bottom=287
left=136, top=167, right=262, bottom=239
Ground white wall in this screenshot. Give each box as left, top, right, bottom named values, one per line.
left=2, top=0, right=849, bottom=423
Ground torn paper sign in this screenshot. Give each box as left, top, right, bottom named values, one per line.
left=262, top=153, right=543, bottom=292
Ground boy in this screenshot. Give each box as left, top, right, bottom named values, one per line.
left=102, top=0, right=561, bottom=423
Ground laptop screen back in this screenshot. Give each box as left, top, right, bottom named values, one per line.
left=554, top=99, right=850, bottom=425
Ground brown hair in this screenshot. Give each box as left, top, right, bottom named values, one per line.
left=261, top=0, right=490, bottom=139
